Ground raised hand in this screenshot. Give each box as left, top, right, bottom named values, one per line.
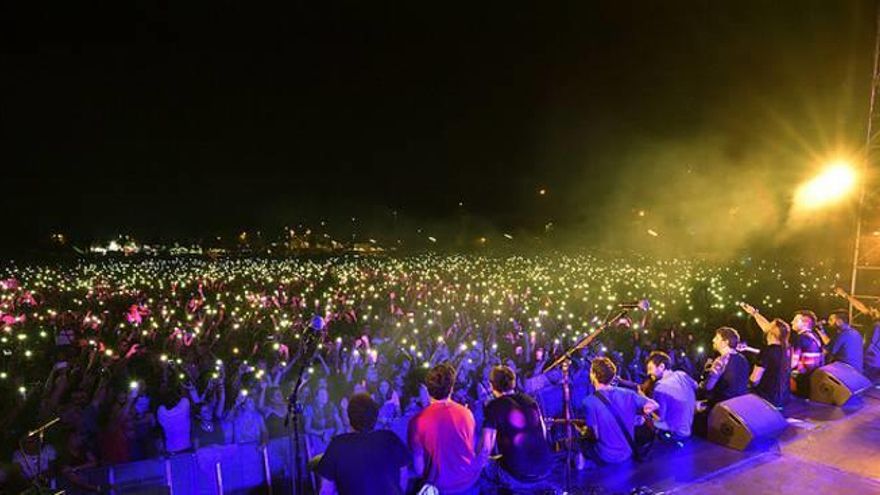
left=739, top=302, right=757, bottom=316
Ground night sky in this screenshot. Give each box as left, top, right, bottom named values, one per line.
left=1, top=1, right=876, bottom=254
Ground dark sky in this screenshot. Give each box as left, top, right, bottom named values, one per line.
left=1, top=1, right=876, bottom=253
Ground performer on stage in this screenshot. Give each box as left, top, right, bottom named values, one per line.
left=701, top=327, right=750, bottom=406
left=694, top=327, right=750, bottom=435
left=408, top=363, right=480, bottom=494
left=740, top=303, right=792, bottom=408
left=789, top=310, right=824, bottom=396
left=817, top=310, right=864, bottom=373
left=477, top=365, right=553, bottom=491
left=316, top=393, right=411, bottom=495
left=834, top=287, right=880, bottom=378
left=644, top=351, right=697, bottom=439
left=577, top=357, right=659, bottom=466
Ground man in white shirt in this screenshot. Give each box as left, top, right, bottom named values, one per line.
left=157, top=391, right=192, bottom=454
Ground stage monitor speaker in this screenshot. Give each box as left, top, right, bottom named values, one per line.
left=708, top=394, right=787, bottom=451
left=810, top=362, right=872, bottom=406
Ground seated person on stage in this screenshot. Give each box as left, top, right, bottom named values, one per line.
left=741, top=303, right=792, bottom=408
left=816, top=310, right=864, bottom=373
left=789, top=310, right=824, bottom=396
left=578, top=357, right=659, bottom=466
left=700, top=327, right=750, bottom=406
left=408, top=363, right=481, bottom=495
left=833, top=287, right=880, bottom=378
left=477, top=365, right=553, bottom=490
left=316, top=393, right=411, bottom=495
left=644, top=351, right=697, bottom=439
left=694, top=327, right=750, bottom=435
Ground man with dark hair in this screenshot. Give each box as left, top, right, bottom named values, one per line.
left=700, top=327, right=750, bottom=407
left=408, top=363, right=480, bottom=494
left=477, top=366, right=552, bottom=490
left=578, top=357, right=658, bottom=465
left=488, top=365, right=516, bottom=394
left=790, top=309, right=824, bottom=396
left=425, top=362, right=457, bottom=400
left=818, top=310, right=864, bottom=373
left=645, top=351, right=697, bottom=439
left=692, top=326, right=751, bottom=436
left=741, top=303, right=792, bottom=407
left=317, top=393, right=411, bottom=495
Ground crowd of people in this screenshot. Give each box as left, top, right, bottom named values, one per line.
left=0, top=254, right=877, bottom=493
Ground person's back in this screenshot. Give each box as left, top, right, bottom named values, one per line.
left=318, top=429, right=410, bottom=495
left=483, top=392, right=551, bottom=481
left=582, top=386, right=650, bottom=463
left=652, top=370, right=697, bottom=438
left=158, top=396, right=191, bottom=453
left=408, top=399, right=479, bottom=492
left=318, top=393, right=411, bottom=495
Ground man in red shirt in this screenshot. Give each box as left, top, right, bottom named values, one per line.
left=408, top=363, right=480, bottom=494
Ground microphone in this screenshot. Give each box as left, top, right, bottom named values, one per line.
left=302, top=315, right=327, bottom=345
left=618, top=299, right=650, bottom=311
left=308, top=315, right=326, bottom=333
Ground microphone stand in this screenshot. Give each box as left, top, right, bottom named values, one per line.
left=27, top=417, right=60, bottom=487
left=286, top=331, right=322, bottom=495
left=542, top=309, right=628, bottom=492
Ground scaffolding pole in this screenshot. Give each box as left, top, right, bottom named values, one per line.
left=849, top=1, right=880, bottom=323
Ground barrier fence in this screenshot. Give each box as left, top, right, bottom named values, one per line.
left=57, top=391, right=577, bottom=494
left=59, top=438, right=295, bottom=495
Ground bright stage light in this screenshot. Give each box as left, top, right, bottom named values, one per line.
left=794, top=161, right=858, bottom=210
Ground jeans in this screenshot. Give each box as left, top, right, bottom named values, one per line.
left=579, top=438, right=605, bottom=466
left=481, top=457, right=553, bottom=493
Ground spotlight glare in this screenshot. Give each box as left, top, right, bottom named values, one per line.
left=794, top=161, right=857, bottom=210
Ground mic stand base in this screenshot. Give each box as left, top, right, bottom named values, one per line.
left=542, top=309, right=627, bottom=494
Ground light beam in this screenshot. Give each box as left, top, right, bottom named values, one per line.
left=794, top=160, right=858, bottom=211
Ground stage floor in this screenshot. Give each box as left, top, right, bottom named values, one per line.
left=671, top=387, right=880, bottom=495
left=528, top=387, right=880, bottom=495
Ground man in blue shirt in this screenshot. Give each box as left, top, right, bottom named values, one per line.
left=645, top=351, right=697, bottom=439
left=831, top=287, right=879, bottom=378
left=818, top=311, right=864, bottom=373
left=578, top=357, right=658, bottom=466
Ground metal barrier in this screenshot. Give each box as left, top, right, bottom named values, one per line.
left=59, top=438, right=295, bottom=495
left=54, top=407, right=559, bottom=494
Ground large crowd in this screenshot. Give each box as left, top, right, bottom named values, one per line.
left=0, top=253, right=874, bottom=493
